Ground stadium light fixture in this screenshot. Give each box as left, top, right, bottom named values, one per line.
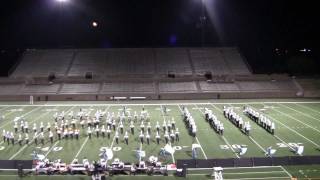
left=92, top=21, right=98, bottom=28
left=57, top=0, right=68, bottom=3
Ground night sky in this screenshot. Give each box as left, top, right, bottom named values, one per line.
left=0, top=0, right=318, bottom=75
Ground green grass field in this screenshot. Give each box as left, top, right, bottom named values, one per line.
left=0, top=99, right=320, bottom=179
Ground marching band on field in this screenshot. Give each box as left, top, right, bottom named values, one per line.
left=223, top=106, right=251, bottom=135
left=243, top=106, right=275, bottom=134
left=1, top=106, right=181, bottom=146
left=1, top=105, right=280, bottom=158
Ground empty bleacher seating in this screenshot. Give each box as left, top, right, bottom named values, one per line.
left=159, top=82, right=197, bottom=93
left=101, top=82, right=155, bottom=93
left=237, top=81, right=297, bottom=92
left=221, top=48, right=251, bottom=75
left=105, top=49, right=155, bottom=75
left=190, top=48, right=230, bottom=75
left=21, top=84, right=60, bottom=94
left=60, top=84, right=100, bottom=94
left=68, top=50, right=106, bottom=77
left=12, top=50, right=74, bottom=77
left=0, top=84, right=23, bottom=95
left=199, top=82, right=240, bottom=92
left=155, top=48, right=193, bottom=75
left=12, top=47, right=251, bottom=78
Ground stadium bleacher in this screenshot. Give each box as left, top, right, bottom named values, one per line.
left=12, top=50, right=74, bottom=78
left=101, top=82, right=155, bottom=93
left=12, top=47, right=253, bottom=79
left=155, top=48, right=193, bottom=75
left=60, top=83, right=100, bottom=94
left=199, top=81, right=240, bottom=92
left=2, top=47, right=317, bottom=100
left=0, top=84, right=23, bottom=95
left=159, top=81, right=197, bottom=93
left=190, top=48, right=230, bottom=75
left=68, top=50, right=106, bottom=77
left=21, top=84, right=60, bottom=94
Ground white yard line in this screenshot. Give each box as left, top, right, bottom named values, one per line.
left=73, top=136, right=89, bottom=160
left=248, top=104, right=320, bottom=148
left=223, top=103, right=267, bottom=154
left=201, top=104, right=240, bottom=158
left=177, top=105, right=208, bottom=159
left=295, top=103, right=320, bottom=116
left=139, top=143, right=143, bottom=162
left=273, top=135, right=296, bottom=152
left=8, top=109, right=55, bottom=160
left=224, top=170, right=287, bottom=175
left=9, top=145, right=28, bottom=160
left=279, top=103, right=320, bottom=123
left=0, top=106, right=10, bottom=112
left=0, top=106, right=42, bottom=129
left=269, top=104, right=320, bottom=134
left=72, top=105, right=110, bottom=162
left=44, top=141, right=60, bottom=157
left=235, top=103, right=298, bottom=153
left=248, top=136, right=267, bottom=154
left=194, top=137, right=208, bottom=160
left=221, top=135, right=240, bottom=158
left=0, top=101, right=320, bottom=107
left=280, top=166, right=293, bottom=178
left=222, top=177, right=290, bottom=180
left=160, top=105, right=176, bottom=163
left=188, top=165, right=285, bottom=170
left=1, top=108, right=23, bottom=118
left=209, top=103, right=267, bottom=156
left=9, top=106, right=74, bottom=160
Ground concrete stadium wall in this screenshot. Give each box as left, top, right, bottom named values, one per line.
left=0, top=91, right=300, bottom=101
left=303, top=91, right=320, bottom=98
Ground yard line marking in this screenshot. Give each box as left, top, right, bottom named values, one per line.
left=269, top=103, right=320, bottom=134
left=189, top=170, right=288, bottom=175
left=195, top=104, right=238, bottom=159
left=44, top=141, right=60, bottom=157
left=194, top=137, right=208, bottom=160
left=247, top=136, right=267, bottom=154
left=0, top=106, right=10, bottom=112
left=221, top=135, right=240, bottom=158
left=248, top=104, right=320, bottom=148
left=9, top=145, right=29, bottom=160
left=273, top=135, right=296, bottom=152
left=177, top=105, right=208, bottom=159
left=222, top=103, right=268, bottom=154
left=1, top=107, right=26, bottom=118
left=160, top=105, right=176, bottom=163
left=188, top=165, right=285, bottom=170
left=223, top=177, right=290, bottom=180
left=73, top=136, right=89, bottom=160
left=280, top=103, right=320, bottom=123
left=209, top=103, right=268, bottom=156
left=8, top=109, right=54, bottom=160
left=0, top=106, right=42, bottom=129
left=72, top=105, right=110, bottom=162
left=295, top=103, right=320, bottom=116
left=1, top=101, right=320, bottom=107
left=139, top=143, right=143, bottom=161
left=42, top=106, right=75, bottom=158
left=223, top=170, right=287, bottom=175
left=189, top=171, right=286, bottom=175
left=280, top=166, right=293, bottom=178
